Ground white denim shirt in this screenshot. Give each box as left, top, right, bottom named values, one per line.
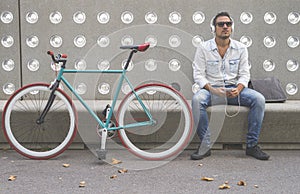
left=193, top=38, right=250, bottom=88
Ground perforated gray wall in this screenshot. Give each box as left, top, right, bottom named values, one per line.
left=1, top=0, right=299, bottom=100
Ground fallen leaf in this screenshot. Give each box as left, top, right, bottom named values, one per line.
left=111, top=158, right=122, bottom=165
left=219, top=184, right=231, bottom=190
left=79, top=181, right=86, bottom=187
left=110, top=175, right=117, bottom=179
left=63, top=163, right=70, bottom=168
left=8, top=175, right=17, bottom=181
left=201, top=177, right=214, bottom=181
left=254, top=185, right=259, bottom=188
left=118, top=168, right=128, bottom=174
left=237, top=180, right=247, bottom=186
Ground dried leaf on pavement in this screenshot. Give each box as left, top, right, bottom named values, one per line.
left=110, top=175, right=117, bottom=179
left=8, top=175, right=17, bottom=181
left=201, top=177, right=214, bottom=181
left=79, top=181, right=86, bottom=187
left=111, top=158, right=122, bottom=165
left=118, top=168, right=128, bottom=174
left=63, top=163, right=70, bottom=168
left=237, top=180, right=247, bottom=186
left=219, top=183, right=231, bottom=189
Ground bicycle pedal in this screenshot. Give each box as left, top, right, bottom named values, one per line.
left=96, top=149, right=107, bottom=160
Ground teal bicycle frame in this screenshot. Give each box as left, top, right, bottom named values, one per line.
left=40, top=47, right=155, bottom=155
left=54, top=50, right=154, bottom=132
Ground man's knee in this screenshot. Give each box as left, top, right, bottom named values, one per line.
left=192, top=89, right=208, bottom=103
left=243, top=88, right=265, bottom=107
left=193, top=93, right=208, bottom=111
left=254, top=91, right=265, bottom=106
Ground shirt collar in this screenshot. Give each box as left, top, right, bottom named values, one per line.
left=209, top=38, right=237, bottom=51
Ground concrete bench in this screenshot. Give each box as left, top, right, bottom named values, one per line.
left=198, top=100, right=300, bottom=150
left=1, top=100, right=300, bottom=150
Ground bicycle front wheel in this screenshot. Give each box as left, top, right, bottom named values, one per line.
left=2, top=83, right=77, bottom=159
left=117, top=83, right=193, bottom=160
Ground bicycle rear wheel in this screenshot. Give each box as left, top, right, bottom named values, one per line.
left=117, top=83, right=193, bottom=160
left=2, top=83, right=77, bottom=159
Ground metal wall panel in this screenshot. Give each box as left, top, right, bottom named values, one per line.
left=1, top=0, right=300, bottom=100
left=0, top=0, right=20, bottom=99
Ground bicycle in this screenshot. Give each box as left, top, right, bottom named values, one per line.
left=2, top=43, right=193, bottom=160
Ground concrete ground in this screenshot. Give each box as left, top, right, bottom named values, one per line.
left=0, top=149, right=300, bottom=194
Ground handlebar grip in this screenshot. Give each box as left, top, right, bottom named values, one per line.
left=47, top=51, right=54, bottom=56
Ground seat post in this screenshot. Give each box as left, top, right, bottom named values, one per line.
left=124, top=49, right=137, bottom=70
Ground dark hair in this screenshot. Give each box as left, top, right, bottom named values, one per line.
left=212, top=12, right=232, bottom=27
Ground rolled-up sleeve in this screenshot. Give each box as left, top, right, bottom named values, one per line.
left=192, top=46, right=209, bottom=88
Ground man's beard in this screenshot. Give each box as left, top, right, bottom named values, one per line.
left=218, top=32, right=231, bottom=39
left=220, top=35, right=230, bottom=39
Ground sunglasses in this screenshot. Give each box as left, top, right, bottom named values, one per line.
left=216, top=21, right=233, bottom=27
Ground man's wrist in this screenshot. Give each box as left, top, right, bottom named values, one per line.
left=204, top=84, right=217, bottom=94
left=237, top=83, right=245, bottom=92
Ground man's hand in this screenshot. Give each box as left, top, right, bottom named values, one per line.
left=225, top=88, right=238, bottom=98
left=204, top=84, right=226, bottom=97
left=204, top=83, right=244, bottom=98
left=225, top=84, right=244, bottom=98
left=213, top=87, right=228, bottom=97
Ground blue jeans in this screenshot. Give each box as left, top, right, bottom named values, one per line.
left=192, top=86, right=265, bottom=148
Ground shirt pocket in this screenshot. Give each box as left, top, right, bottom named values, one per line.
left=229, top=59, right=240, bottom=73
left=206, top=60, right=219, bottom=74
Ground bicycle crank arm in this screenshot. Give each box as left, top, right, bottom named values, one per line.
left=96, top=128, right=108, bottom=160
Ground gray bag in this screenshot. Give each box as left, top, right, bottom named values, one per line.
left=248, top=77, right=287, bottom=103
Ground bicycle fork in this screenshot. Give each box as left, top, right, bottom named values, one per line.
left=36, top=80, right=60, bottom=124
